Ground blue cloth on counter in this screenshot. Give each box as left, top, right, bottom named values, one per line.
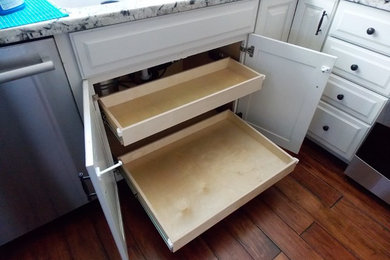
left=0, top=0, right=68, bottom=30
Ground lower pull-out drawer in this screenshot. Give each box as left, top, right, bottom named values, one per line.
left=119, top=110, right=298, bottom=252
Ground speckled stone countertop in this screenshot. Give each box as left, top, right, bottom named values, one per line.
left=345, top=0, right=390, bottom=11
left=0, top=0, right=243, bottom=45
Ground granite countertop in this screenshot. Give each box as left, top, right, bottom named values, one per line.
left=345, top=0, right=390, bottom=11
left=0, top=0, right=242, bottom=45
left=1, top=0, right=389, bottom=46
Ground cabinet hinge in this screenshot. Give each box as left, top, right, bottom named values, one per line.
left=240, top=45, right=255, bottom=57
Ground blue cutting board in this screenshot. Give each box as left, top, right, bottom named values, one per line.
left=0, top=0, right=68, bottom=30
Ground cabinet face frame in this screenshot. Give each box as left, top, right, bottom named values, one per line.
left=81, top=6, right=338, bottom=258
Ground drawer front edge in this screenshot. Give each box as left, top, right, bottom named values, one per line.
left=308, top=101, right=370, bottom=161
left=322, top=74, right=388, bottom=124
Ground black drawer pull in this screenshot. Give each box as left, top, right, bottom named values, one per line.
left=323, top=125, right=329, bottom=131
left=366, top=27, right=375, bottom=35
left=337, top=94, right=344, bottom=100
left=351, top=64, right=359, bottom=71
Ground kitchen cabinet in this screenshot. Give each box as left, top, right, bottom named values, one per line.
left=308, top=1, right=389, bottom=161
left=254, top=0, right=337, bottom=51
left=65, top=1, right=336, bottom=258
left=254, top=0, right=298, bottom=41
left=288, top=0, right=338, bottom=51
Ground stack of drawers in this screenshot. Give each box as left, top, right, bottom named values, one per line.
left=307, top=0, right=390, bottom=162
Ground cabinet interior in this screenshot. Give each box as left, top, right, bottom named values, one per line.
left=97, top=42, right=244, bottom=155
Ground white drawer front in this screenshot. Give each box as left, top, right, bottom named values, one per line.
left=308, top=101, right=369, bottom=161
left=323, top=37, right=390, bottom=97
left=329, top=1, right=390, bottom=56
left=322, top=74, right=387, bottom=124
left=70, top=0, right=257, bottom=80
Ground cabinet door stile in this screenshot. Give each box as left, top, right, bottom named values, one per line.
left=83, top=80, right=128, bottom=260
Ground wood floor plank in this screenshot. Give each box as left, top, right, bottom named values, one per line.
left=332, top=199, right=390, bottom=254
left=276, top=176, right=390, bottom=260
left=261, top=187, right=314, bottom=234
left=291, top=164, right=342, bottom=207
left=62, top=206, right=108, bottom=260
left=0, top=218, right=72, bottom=260
left=301, top=223, right=357, bottom=260
left=300, top=140, right=390, bottom=228
left=202, top=222, right=253, bottom=260
left=273, top=252, right=289, bottom=260
left=223, top=210, right=280, bottom=259
left=90, top=202, right=123, bottom=260
left=243, top=197, right=323, bottom=260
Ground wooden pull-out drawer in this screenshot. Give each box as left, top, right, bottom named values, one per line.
left=322, top=74, right=387, bottom=125
left=329, top=1, right=390, bottom=56
left=99, top=58, right=265, bottom=146
left=308, top=101, right=369, bottom=161
left=119, top=110, right=298, bottom=252
left=322, top=37, right=390, bottom=97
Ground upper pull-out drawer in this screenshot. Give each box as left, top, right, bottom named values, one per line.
left=329, top=1, right=390, bottom=56
left=322, top=37, right=390, bottom=97
left=99, top=58, right=265, bottom=146
left=119, top=110, right=298, bottom=252
left=322, top=74, right=387, bottom=124
left=70, top=0, right=257, bottom=80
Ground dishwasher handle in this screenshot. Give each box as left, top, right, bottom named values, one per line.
left=0, top=59, right=55, bottom=84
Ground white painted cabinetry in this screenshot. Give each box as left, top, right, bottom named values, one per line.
left=288, top=0, right=338, bottom=50
left=254, top=0, right=337, bottom=51
left=308, top=1, right=389, bottom=162
left=67, top=1, right=337, bottom=258
left=254, top=0, right=298, bottom=41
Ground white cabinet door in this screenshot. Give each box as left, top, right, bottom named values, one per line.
left=288, top=0, right=337, bottom=51
left=254, top=0, right=298, bottom=41
left=83, top=81, right=128, bottom=260
left=238, top=35, right=336, bottom=153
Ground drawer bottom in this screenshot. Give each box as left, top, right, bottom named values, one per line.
left=119, top=110, right=298, bottom=252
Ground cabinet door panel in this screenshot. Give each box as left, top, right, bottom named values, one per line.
left=238, top=35, right=336, bottom=153
left=83, top=81, right=128, bottom=260
left=254, top=0, right=298, bottom=41
left=288, top=0, right=337, bottom=51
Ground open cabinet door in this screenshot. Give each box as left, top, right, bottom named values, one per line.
left=237, top=35, right=336, bottom=153
left=83, top=81, right=128, bottom=260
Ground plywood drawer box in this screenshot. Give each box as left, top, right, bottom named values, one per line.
left=119, top=110, right=298, bottom=252
left=329, top=1, right=390, bottom=56
left=322, top=74, right=387, bottom=125
left=322, top=37, right=390, bottom=97
left=308, top=101, right=370, bottom=161
left=99, top=58, right=265, bottom=146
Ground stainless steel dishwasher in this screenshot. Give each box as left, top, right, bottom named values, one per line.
left=0, top=38, right=89, bottom=245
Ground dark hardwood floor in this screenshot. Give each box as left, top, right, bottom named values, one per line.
left=1, top=139, right=390, bottom=260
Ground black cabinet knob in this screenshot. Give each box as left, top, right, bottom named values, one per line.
left=337, top=94, right=344, bottom=100
left=323, top=125, right=329, bottom=131
left=351, top=64, right=359, bottom=71
left=366, top=27, right=375, bottom=35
